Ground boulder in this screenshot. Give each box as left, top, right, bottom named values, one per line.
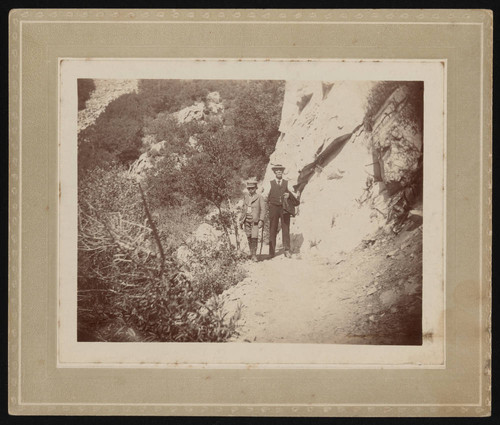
left=174, top=101, right=205, bottom=124
left=128, top=140, right=167, bottom=180
left=174, top=91, right=224, bottom=124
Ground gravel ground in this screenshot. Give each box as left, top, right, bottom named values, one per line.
left=221, top=222, right=423, bottom=345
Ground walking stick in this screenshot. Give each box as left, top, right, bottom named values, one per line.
left=259, top=224, right=264, bottom=255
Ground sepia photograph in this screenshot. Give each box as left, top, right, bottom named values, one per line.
left=9, top=9, right=491, bottom=416
left=76, top=74, right=424, bottom=346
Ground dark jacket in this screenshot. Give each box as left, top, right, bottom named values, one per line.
left=283, top=191, right=300, bottom=217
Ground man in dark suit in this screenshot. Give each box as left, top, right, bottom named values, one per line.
left=262, top=164, right=299, bottom=259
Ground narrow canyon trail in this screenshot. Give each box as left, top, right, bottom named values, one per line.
left=221, top=224, right=423, bottom=345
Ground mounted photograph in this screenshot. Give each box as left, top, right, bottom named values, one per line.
left=11, top=9, right=491, bottom=417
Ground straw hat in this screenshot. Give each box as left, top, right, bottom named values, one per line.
left=246, top=178, right=258, bottom=188
left=271, top=163, right=285, bottom=171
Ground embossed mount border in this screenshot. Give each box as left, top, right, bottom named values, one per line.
left=6, top=8, right=493, bottom=21
left=8, top=8, right=492, bottom=416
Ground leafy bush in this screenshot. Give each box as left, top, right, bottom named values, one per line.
left=78, top=93, right=145, bottom=172
left=154, top=204, right=206, bottom=252
left=78, top=166, right=241, bottom=342
left=180, top=238, right=247, bottom=301
left=138, top=80, right=209, bottom=115
left=78, top=165, right=143, bottom=220
left=142, top=113, right=204, bottom=152
left=137, top=79, right=266, bottom=116
left=142, top=154, right=186, bottom=208
left=229, top=80, right=285, bottom=179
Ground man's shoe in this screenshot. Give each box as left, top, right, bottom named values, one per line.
left=284, top=251, right=292, bottom=258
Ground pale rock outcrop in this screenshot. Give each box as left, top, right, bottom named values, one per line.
left=188, top=136, right=199, bottom=150
left=141, top=134, right=157, bottom=149
left=174, top=101, right=206, bottom=123
left=174, top=91, right=224, bottom=124
left=128, top=140, right=167, bottom=179
left=263, top=81, right=422, bottom=260
left=263, top=81, right=374, bottom=186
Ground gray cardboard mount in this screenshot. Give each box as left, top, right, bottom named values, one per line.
left=8, top=9, right=492, bottom=416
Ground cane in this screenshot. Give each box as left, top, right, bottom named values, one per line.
left=259, top=223, right=264, bottom=255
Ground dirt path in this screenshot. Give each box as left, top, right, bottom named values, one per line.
left=221, top=224, right=422, bottom=345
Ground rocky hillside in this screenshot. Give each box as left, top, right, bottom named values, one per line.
left=78, top=79, right=138, bottom=133
left=128, top=91, right=224, bottom=179
left=262, top=80, right=422, bottom=260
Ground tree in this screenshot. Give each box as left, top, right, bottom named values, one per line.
left=143, top=151, right=186, bottom=209
left=182, top=121, right=243, bottom=246
left=230, top=80, right=285, bottom=178
left=142, top=113, right=204, bottom=153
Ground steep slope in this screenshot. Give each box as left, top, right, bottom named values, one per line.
left=78, top=79, right=138, bottom=133
left=128, top=91, right=224, bottom=180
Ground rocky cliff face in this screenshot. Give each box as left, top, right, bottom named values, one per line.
left=263, top=81, right=422, bottom=260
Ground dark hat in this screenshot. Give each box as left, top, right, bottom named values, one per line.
left=271, top=163, right=285, bottom=171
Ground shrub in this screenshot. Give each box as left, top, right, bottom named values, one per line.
left=78, top=92, right=145, bottom=171
left=181, top=121, right=244, bottom=247
left=78, top=166, right=241, bottom=342
left=230, top=80, right=285, bottom=179
left=154, top=204, right=205, bottom=252
left=181, top=238, right=247, bottom=300
left=142, top=154, right=186, bottom=208
left=78, top=165, right=143, bottom=220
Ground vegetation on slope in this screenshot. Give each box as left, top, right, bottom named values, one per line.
left=77, top=79, right=284, bottom=341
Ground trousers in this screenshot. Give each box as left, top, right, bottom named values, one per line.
left=244, top=219, right=260, bottom=239
left=268, top=203, right=290, bottom=256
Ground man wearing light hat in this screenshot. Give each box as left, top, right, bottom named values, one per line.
left=239, top=178, right=265, bottom=262
left=263, top=164, right=299, bottom=259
